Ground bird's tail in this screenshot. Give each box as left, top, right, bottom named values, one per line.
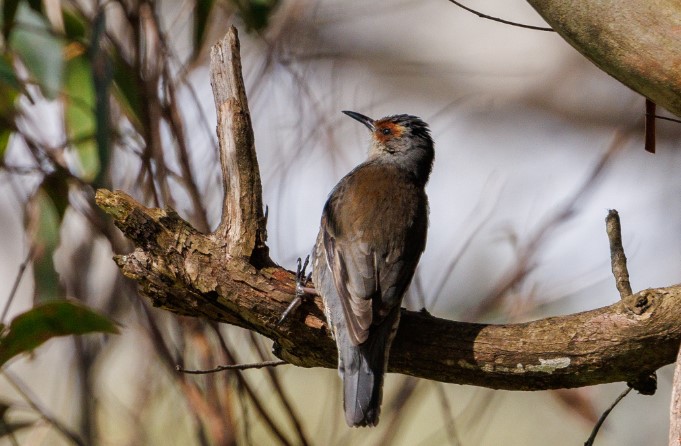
left=339, top=308, right=400, bottom=427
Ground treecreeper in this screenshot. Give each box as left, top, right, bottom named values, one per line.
left=312, top=111, right=434, bottom=427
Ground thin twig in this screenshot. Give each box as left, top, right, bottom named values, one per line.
left=652, top=114, right=681, bottom=124
left=177, top=360, right=288, bottom=374
left=605, top=210, right=632, bottom=298
left=211, top=327, right=295, bottom=446
left=2, top=371, right=86, bottom=446
left=250, top=332, right=310, bottom=446
left=434, top=382, right=462, bottom=445
left=474, top=131, right=627, bottom=318
left=138, top=303, right=218, bottom=444
left=447, top=0, right=554, bottom=31
left=414, top=389, right=497, bottom=446
left=584, top=387, right=632, bottom=446
left=377, top=376, right=420, bottom=445
left=147, top=4, right=210, bottom=233
left=430, top=177, right=501, bottom=307
left=1, top=247, right=34, bottom=323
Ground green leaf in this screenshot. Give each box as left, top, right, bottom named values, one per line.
left=64, top=54, right=99, bottom=181
left=1, top=0, right=21, bottom=38
left=26, top=186, right=64, bottom=303
left=236, top=0, right=281, bottom=32
left=62, top=8, right=87, bottom=41
left=41, top=171, right=70, bottom=219
left=0, top=301, right=119, bottom=367
left=112, top=54, right=142, bottom=133
left=90, top=10, right=111, bottom=187
left=0, top=55, right=21, bottom=91
left=0, top=55, right=20, bottom=123
left=25, top=0, right=41, bottom=14
left=8, top=3, right=64, bottom=99
left=0, top=129, right=11, bottom=159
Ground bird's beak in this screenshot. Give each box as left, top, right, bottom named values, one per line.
left=342, top=110, right=375, bottom=131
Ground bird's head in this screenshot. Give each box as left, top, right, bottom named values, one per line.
left=342, top=110, right=434, bottom=185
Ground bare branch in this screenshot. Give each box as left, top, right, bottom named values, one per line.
left=605, top=210, right=657, bottom=395
left=177, top=360, right=288, bottom=374
left=97, top=186, right=681, bottom=392
left=605, top=210, right=632, bottom=298
left=584, top=387, right=632, bottom=446
left=96, top=28, right=681, bottom=399
left=654, top=115, right=681, bottom=124
left=209, top=26, right=268, bottom=262
left=1, top=247, right=33, bottom=322
left=526, top=0, right=681, bottom=118
left=2, top=371, right=85, bottom=446
left=447, top=0, right=553, bottom=32
left=474, top=132, right=626, bottom=317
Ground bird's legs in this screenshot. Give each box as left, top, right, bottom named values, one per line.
left=277, top=255, right=316, bottom=324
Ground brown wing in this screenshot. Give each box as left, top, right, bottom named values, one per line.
left=321, top=165, right=428, bottom=346
left=322, top=213, right=375, bottom=345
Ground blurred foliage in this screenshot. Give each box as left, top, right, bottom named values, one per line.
left=194, top=0, right=215, bottom=54
left=0, top=54, right=21, bottom=139
left=25, top=182, right=66, bottom=303
left=64, top=50, right=100, bottom=181
left=0, top=0, right=290, bottom=445
left=0, top=401, right=34, bottom=438
left=9, top=3, right=64, bottom=99
left=0, top=0, right=648, bottom=444
left=231, top=0, right=280, bottom=32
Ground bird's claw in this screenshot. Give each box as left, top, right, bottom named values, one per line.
left=295, top=256, right=310, bottom=297
left=277, top=255, right=311, bottom=325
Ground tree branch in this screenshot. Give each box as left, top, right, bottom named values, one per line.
left=606, top=209, right=632, bottom=299
left=96, top=187, right=681, bottom=391
left=670, top=344, right=681, bottom=445
left=525, top=0, right=681, bottom=118
left=96, top=26, right=681, bottom=393
left=209, top=27, right=268, bottom=263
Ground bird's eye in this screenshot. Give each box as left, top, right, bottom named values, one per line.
left=381, top=128, right=391, bottom=135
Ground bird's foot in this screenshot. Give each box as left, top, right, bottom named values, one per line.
left=277, top=256, right=314, bottom=325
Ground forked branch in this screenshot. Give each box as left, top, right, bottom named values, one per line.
left=97, top=26, right=681, bottom=392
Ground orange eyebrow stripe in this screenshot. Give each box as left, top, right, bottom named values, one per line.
left=374, top=122, right=404, bottom=142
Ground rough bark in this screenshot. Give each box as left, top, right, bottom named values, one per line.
left=526, top=0, right=681, bottom=118
left=670, top=345, right=681, bottom=446
left=209, top=28, right=268, bottom=264
left=96, top=26, right=681, bottom=393
left=96, top=188, right=681, bottom=391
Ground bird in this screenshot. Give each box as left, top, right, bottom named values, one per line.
left=312, top=110, right=434, bottom=427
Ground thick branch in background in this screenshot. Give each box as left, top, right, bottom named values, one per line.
left=97, top=27, right=681, bottom=392
left=526, top=0, right=681, bottom=118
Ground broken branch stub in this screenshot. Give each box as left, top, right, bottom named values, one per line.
left=95, top=187, right=681, bottom=391
left=96, top=27, right=681, bottom=393
left=209, top=26, right=268, bottom=264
